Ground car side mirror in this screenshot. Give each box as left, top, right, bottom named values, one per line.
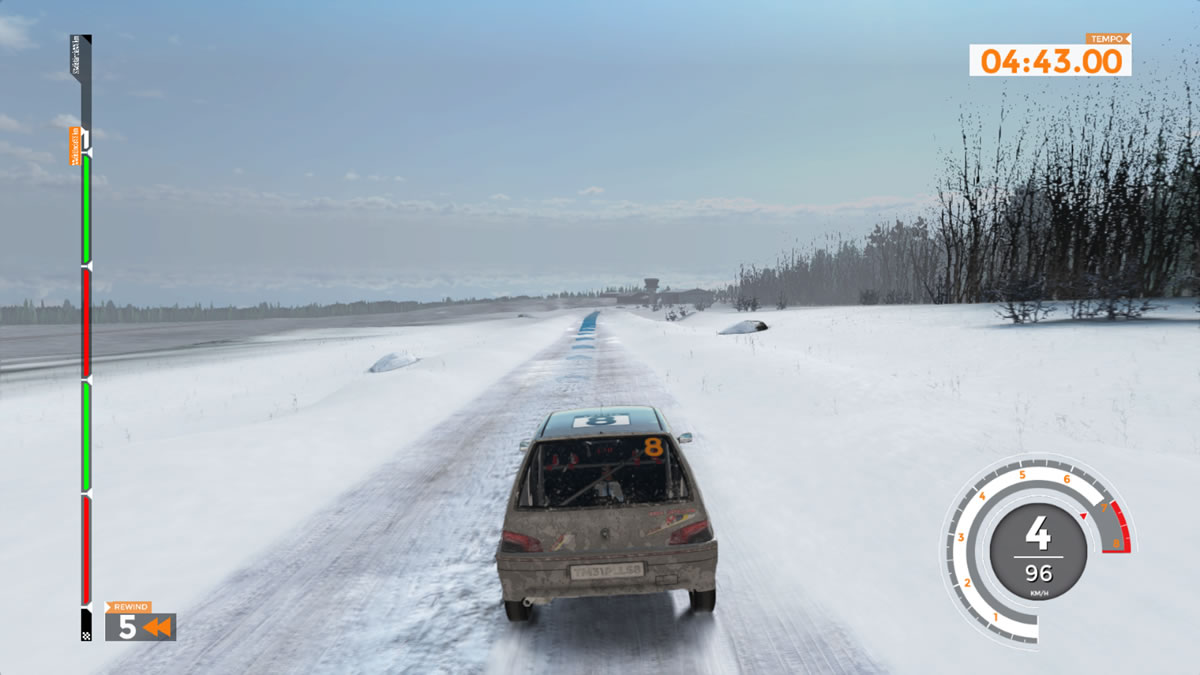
left=519, top=438, right=531, bottom=452
left=677, top=432, right=693, bottom=444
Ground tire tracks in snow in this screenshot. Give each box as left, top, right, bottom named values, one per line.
left=104, top=313, right=883, bottom=675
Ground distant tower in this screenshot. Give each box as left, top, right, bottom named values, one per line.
left=644, top=278, right=659, bottom=294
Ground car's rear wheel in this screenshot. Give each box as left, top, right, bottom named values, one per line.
left=504, top=599, right=532, bottom=622
left=689, top=589, right=716, bottom=612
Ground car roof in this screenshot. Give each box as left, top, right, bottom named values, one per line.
left=536, top=406, right=666, bottom=439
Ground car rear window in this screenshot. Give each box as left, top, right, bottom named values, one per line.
left=516, top=435, right=691, bottom=509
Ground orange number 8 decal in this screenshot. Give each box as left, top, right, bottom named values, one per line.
left=644, top=437, right=664, bottom=457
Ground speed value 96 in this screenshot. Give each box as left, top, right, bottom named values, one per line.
left=969, top=43, right=1131, bottom=77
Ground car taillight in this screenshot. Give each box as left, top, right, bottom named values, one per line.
left=669, top=520, right=713, bottom=545
left=501, top=530, right=543, bottom=553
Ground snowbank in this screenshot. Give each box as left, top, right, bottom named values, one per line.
left=368, top=351, right=419, bottom=373
left=717, top=319, right=768, bottom=334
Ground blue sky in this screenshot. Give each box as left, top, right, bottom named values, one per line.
left=1, top=0, right=1196, bottom=305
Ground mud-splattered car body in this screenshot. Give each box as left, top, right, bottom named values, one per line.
left=496, top=406, right=718, bottom=619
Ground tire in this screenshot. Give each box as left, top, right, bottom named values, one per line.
left=689, top=589, right=716, bottom=612
left=504, top=599, right=532, bottom=622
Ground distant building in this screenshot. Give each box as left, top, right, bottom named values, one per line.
left=615, top=281, right=713, bottom=306
left=657, top=288, right=715, bottom=306
left=615, top=292, right=653, bottom=305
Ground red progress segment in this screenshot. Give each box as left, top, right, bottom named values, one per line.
left=82, top=268, right=91, bottom=378
left=82, top=496, right=91, bottom=604
left=1105, top=500, right=1132, bottom=553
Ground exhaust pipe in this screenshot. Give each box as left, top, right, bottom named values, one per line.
left=522, top=598, right=533, bottom=608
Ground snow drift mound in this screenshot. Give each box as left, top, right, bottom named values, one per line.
left=367, top=351, right=419, bottom=373
left=718, top=320, right=768, bottom=335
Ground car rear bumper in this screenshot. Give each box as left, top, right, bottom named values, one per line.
left=495, top=541, right=717, bottom=601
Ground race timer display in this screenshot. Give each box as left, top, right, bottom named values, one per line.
left=941, top=455, right=1135, bottom=647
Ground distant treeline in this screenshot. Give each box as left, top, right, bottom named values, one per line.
left=548, top=286, right=641, bottom=297
left=8, top=295, right=581, bottom=325
left=726, top=87, right=1200, bottom=317
left=0, top=299, right=427, bottom=325
left=0, top=288, right=633, bottom=326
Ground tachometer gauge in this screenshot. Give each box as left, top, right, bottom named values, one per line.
left=941, top=455, right=1134, bottom=647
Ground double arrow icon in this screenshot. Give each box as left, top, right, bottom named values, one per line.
left=143, top=616, right=172, bottom=637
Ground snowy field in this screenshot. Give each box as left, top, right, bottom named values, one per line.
left=0, top=312, right=577, bottom=675
left=1, top=301, right=1196, bottom=674
left=605, top=301, right=1200, bottom=673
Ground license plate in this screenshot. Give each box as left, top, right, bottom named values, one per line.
left=569, top=562, right=645, bottom=580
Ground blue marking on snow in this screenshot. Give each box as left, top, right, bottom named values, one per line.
left=567, top=313, right=601, bottom=359
left=576, top=311, right=599, bottom=335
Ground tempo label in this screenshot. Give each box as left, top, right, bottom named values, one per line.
left=104, top=601, right=177, bottom=642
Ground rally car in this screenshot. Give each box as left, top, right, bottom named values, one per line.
left=495, top=406, right=718, bottom=621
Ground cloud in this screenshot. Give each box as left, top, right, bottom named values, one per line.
left=0, top=114, right=29, bottom=133
left=118, top=32, right=135, bottom=40
left=367, top=174, right=383, bottom=181
left=233, top=168, right=244, bottom=175
left=489, top=193, right=511, bottom=201
left=394, top=176, right=406, bottom=182
left=43, top=71, right=73, bottom=82
left=304, top=171, right=314, bottom=178
left=577, top=186, right=605, bottom=196
left=130, top=89, right=166, bottom=99
left=104, top=179, right=932, bottom=224
left=0, top=162, right=108, bottom=188
left=115, top=184, right=441, bottom=214
left=0, top=15, right=37, bottom=50
left=48, top=113, right=80, bottom=128
left=167, top=35, right=181, bottom=45
left=0, top=140, right=53, bottom=164
left=45, top=114, right=124, bottom=141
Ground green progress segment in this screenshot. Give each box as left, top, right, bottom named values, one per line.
left=82, top=382, right=91, bottom=492
left=82, top=155, right=91, bottom=265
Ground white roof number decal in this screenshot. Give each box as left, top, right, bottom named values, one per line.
left=573, top=414, right=631, bottom=428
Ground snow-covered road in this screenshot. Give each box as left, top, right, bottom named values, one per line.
left=101, top=315, right=882, bottom=675
left=8, top=303, right=1194, bottom=674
